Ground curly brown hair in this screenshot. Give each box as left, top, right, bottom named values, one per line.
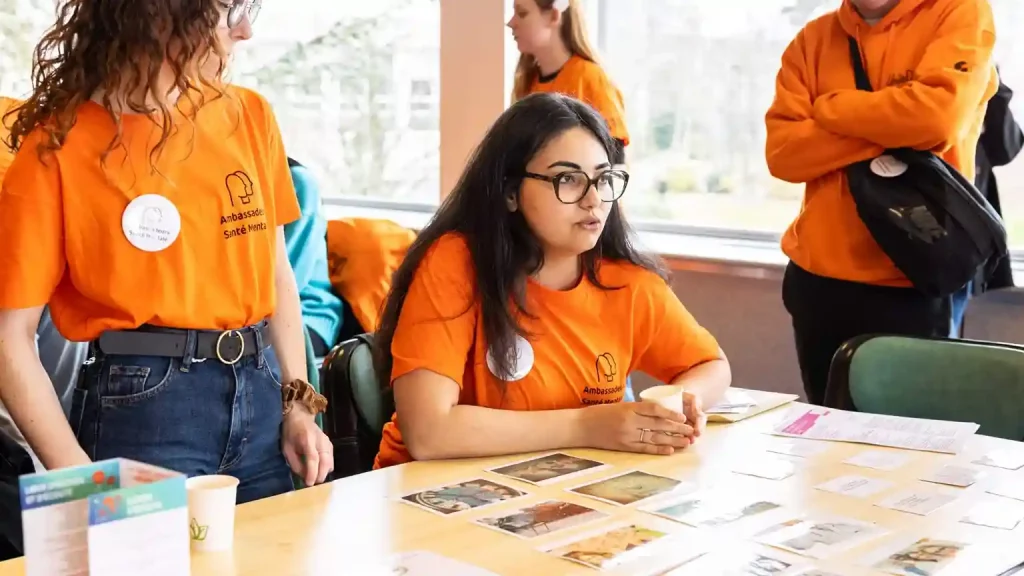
left=4, top=0, right=229, bottom=167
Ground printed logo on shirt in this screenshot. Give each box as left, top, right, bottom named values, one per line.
left=595, top=352, right=618, bottom=383
left=582, top=352, right=622, bottom=405
left=221, top=170, right=269, bottom=239
left=225, top=171, right=255, bottom=207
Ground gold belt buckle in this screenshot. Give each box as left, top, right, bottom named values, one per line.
left=215, top=330, right=245, bottom=365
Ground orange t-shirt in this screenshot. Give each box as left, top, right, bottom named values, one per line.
left=767, top=0, right=997, bottom=286
left=529, top=55, right=630, bottom=146
left=0, top=97, right=17, bottom=183
left=374, top=234, right=721, bottom=468
left=0, top=86, right=300, bottom=341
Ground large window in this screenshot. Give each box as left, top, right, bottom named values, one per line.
left=596, top=0, right=1024, bottom=245
left=0, top=0, right=442, bottom=204
left=232, top=0, right=440, bottom=203
left=0, top=0, right=51, bottom=98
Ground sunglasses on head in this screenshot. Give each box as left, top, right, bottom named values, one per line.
left=227, top=0, right=261, bottom=28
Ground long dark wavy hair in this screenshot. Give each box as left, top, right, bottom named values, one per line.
left=374, top=92, right=665, bottom=389
left=3, top=0, right=226, bottom=166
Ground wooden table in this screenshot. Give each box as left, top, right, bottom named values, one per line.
left=4, top=399, right=1024, bottom=575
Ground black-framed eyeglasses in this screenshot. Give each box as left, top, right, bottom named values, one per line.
left=227, top=0, right=261, bottom=28
left=522, top=169, right=629, bottom=204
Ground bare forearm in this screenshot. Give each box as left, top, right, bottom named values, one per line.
left=0, top=336, right=88, bottom=469
left=268, top=266, right=307, bottom=384
left=670, top=359, right=731, bottom=407
left=403, top=405, right=588, bottom=461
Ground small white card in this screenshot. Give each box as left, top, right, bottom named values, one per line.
left=732, top=458, right=797, bottom=481
left=973, top=450, right=1024, bottom=471
left=767, top=442, right=829, bottom=458
left=987, top=483, right=1024, bottom=502
left=876, top=490, right=959, bottom=516
left=815, top=475, right=893, bottom=499
left=920, top=464, right=985, bottom=488
left=843, top=450, right=910, bottom=471
left=388, top=551, right=500, bottom=575
left=961, top=502, right=1024, bottom=530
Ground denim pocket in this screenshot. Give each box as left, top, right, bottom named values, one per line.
left=99, top=356, right=177, bottom=407
left=260, top=348, right=284, bottom=389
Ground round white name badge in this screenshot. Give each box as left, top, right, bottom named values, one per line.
left=486, top=335, right=535, bottom=382
left=121, top=194, right=182, bottom=252
left=870, top=155, right=909, bottom=178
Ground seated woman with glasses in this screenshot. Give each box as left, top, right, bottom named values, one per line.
left=372, top=93, right=731, bottom=468
left=0, top=0, right=331, bottom=502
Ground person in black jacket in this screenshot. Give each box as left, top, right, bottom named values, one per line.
left=974, top=71, right=1023, bottom=294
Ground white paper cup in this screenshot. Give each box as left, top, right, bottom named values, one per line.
left=186, top=475, right=239, bottom=552
left=639, top=385, right=684, bottom=413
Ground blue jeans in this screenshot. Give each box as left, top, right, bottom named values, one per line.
left=950, top=282, right=972, bottom=338
left=71, top=342, right=293, bottom=504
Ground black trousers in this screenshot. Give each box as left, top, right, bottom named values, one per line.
left=782, top=262, right=951, bottom=405
left=0, top=433, right=33, bottom=560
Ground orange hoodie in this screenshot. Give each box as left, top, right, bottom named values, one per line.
left=767, top=0, right=997, bottom=286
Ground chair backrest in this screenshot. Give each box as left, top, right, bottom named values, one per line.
left=825, top=334, right=1024, bottom=441
left=320, top=334, right=394, bottom=478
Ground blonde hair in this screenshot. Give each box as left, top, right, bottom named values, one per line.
left=511, top=0, right=599, bottom=102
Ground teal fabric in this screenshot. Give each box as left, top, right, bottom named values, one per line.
left=849, top=336, right=1024, bottom=440
left=285, top=163, right=344, bottom=350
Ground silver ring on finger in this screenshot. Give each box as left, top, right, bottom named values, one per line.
left=638, top=428, right=651, bottom=444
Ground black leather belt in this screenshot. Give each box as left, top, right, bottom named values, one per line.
left=95, top=320, right=268, bottom=365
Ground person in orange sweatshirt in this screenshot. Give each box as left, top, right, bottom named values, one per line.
left=508, top=0, right=629, bottom=161
left=765, top=0, right=997, bottom=404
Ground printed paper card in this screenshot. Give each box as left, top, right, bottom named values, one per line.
left=20, top=458, right=188, bottom=576
left=663, top=545, right=806, bottom=576
left=867, top=537, right=972, bottom=576
left=641, top=492, right=784, bottom=529
left=399, top=478, right=527, bottom=516
left=474, top=500, right=609, bottom=540
left=387, top=551, right=500, bottom=575
left=539, top=523, right=674, bottom=571
left=486, top=452, right=610, bottom=486
left=755, top=515, right=887, bottom=560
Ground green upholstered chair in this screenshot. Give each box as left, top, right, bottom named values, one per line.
left=824, top=335, right=1024, bottom=441
left=320, top=333, right=394, bottom=478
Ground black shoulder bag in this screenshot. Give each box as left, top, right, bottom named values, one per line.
left=843, top=37, right=1007, bottom=298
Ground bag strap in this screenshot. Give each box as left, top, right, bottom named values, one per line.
left=847, top=37, right=873, bottom=92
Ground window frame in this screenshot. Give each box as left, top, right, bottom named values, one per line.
left=320, top=0, right=1024, bottom=277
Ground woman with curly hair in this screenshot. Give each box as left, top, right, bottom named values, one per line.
left=0, top=0, right=332, bottom=503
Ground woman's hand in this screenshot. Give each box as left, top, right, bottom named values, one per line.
left=281, top=407, right=334, bottom=486
left=683, top=391, right=707, bottom=439
left=581, top=402, right=695, bottom=456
